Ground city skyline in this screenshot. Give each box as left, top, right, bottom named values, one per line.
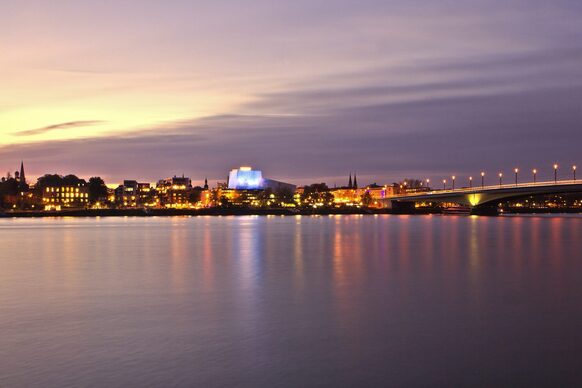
left=3, top=160, right=579, bottom=190
left=2, top=1, right=582, bottom=184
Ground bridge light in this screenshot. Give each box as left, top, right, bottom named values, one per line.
left=499, top=172, right=503, bottom=187
left=514, top=168, right=519, bottom=186
left=469, top=176, right=473, bottom=189
left=481, top=172, right=485, bottom=188
left=554, top=164, right=558, bottom=183
left=452, top=176, right=456, bottom=190
left=443, top=179, right=446, bottom=190
left=533, top=169, right=537, bottom=183
left=574, top=165, right=577, bottom=181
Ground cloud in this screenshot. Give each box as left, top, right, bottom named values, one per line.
left=14, top=120, right=106, bottom=137
left=2, top=43, right=582, bottom=186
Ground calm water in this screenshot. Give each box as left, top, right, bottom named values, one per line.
left=1, top=215, right=581, bottom=387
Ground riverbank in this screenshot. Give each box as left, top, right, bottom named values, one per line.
left=1, top=207, right=580, bottom=217
left=0, top=208, right=377, bottom=218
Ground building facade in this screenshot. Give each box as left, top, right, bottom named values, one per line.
left=42, top=184, right=89, bottom=210
left=156, top=175, right=192, bottom=208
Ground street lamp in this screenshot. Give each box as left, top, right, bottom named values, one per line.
left=573, top=165, right=577, bottom=181
left=481, top=172, right=485, bottom=188
left=469, top=176, right=473, bottom=188
left=533, top=169, right=537, bottom=183
left=514, top=168, right=519, bottom=186
left=443, top=179, right=447, bottom=190
left=452, top=175, right=456, bottom=190
left=499, top=172, right=503, bottom=187
left=554, top=164, right=558, bottom=183
left=426, top=178, right=430, bottom=188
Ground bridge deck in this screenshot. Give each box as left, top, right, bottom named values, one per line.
left=388, top=180, right=582, bottom=203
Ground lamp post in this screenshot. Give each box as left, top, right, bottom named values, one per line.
left=514, top=168, right=519, bottom=186
left=554, top=164, right=558, bottom=183
left=443, top=179, right=446, bottom=190
left=533, top=169, right=537, bottom=184
left=499, top=172, right=503, bottom=187
left=469, top=176, right=473, bottom=188
left=426, top=178, right=430, bottom=188
left=481, top=172, right=485, bottom=188
left=452, top=176, right=456, bottom=190
left=574, top=165, right=577, bottom=181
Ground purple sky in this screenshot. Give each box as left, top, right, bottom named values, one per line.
left=1, top=0, right=582, bottom=187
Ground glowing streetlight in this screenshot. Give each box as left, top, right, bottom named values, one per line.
left=499, top=172, right=503, bottom=187
left=481, top=172, right=485, bottom=188
left=554, top=164, right=558, bottom=183
left=533, top=169, right=537, bottom=183
left=426, top=178, right=430, bottom=188
left=573, top=165, right=577, bottom=181
left=443, top=179, right=447, bottom=190
left=514, top=168, right=519, bottom=186
left=452, top=175, right=456, bottom=190
left=469, top=176, right=473, bottom=188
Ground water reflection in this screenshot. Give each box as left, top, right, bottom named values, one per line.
left=1, top=215, right=582, bottom=387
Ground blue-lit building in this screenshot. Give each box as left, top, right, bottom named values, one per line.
left=227, top=166, right=295, bottom=192
left=228, top=167, right=263, bottom=190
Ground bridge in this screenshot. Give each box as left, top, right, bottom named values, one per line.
left=382, top=180, right=582, bottom=214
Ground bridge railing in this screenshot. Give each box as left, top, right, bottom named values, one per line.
left=388, top=179, right=582, bottom=199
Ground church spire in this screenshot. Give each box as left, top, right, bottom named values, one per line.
left=18, top=161, right=28, bottom=191
left=348, top=172, right=352, bottom=189
left=204, top=177, right=209, bottom=190
left=353, top=172, right=358, bottom=189
left=19, top=161, right=25, bottom=184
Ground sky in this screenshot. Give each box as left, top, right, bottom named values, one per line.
left=1, top=0, right=582, bottom=187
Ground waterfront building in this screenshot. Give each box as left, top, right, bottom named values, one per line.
left=227, top=166, right=296, bottom=192
left=156, top=175, right=193, bottom=208
left=115, top=180, right=154, bottom=207
left=42, top=184, right=89, bottom=210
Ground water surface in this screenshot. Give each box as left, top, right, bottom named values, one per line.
left=1, top=215, right=581, bottom=387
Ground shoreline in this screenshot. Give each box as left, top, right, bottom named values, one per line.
left=1, top=208, right=581, bottom=218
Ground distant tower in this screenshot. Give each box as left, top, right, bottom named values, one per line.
left=348, top=173, right=353, bottom=189
left=17, top=161, right=28, bottom=191
left=353, top=173, right=358, bottom=189
left=204, top=177, right=209, bottom=190
left=19, top=161, right=26, bottom=184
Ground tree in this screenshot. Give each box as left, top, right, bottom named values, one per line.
left=301, top=183, right=333, bottom=207
left=88, top=177, right=108, bottom=204
left=0, top=178, right=18, bottom=208
left=361, top=191, right=373, bottom=207
left=188, top=188, right=202, bottom=204
left=401, top=178, right=424, bottom=188
left=275, top=187, right=295, bottom=205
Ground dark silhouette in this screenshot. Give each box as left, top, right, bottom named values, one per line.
left=88, top=177, right=108, bottom=204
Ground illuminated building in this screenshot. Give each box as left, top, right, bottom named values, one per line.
left=115, top=180, right=154, bottom=207
left=156, top=175, right=193, bottom=208
left=42, top=184, right=89, bottom=210
left=227, top=166, right=295, bottom=192
left=329, top=178, right=396, bottom=208
left=228, top=166, right=262, bottom=189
